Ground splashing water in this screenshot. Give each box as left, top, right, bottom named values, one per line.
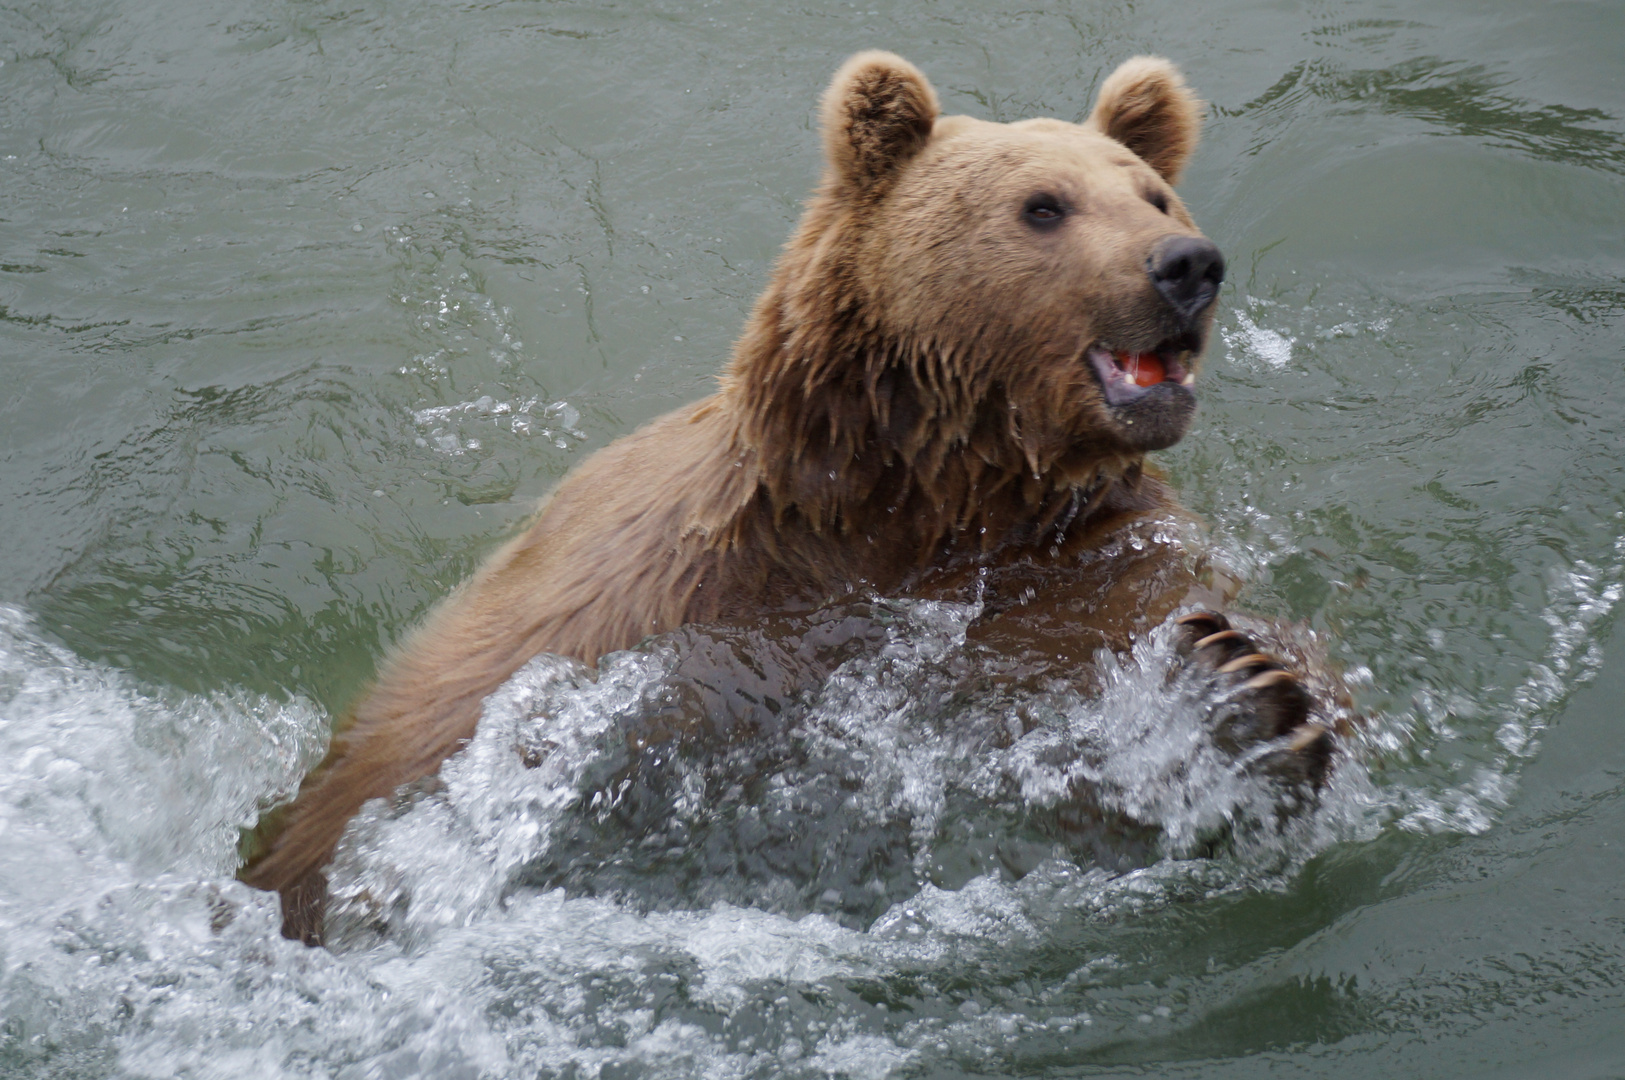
left=6, top=549, right=1616, bottom=1078
left=1221, top=304, right=1297, bottom=370
left=4, top=242, right=1622, bottom=1080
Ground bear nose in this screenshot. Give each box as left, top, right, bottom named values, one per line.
left=1148, top=236, right=1225, bottom=324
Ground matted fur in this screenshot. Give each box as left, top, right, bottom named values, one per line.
left=242, top=51, right=1240, bottom=943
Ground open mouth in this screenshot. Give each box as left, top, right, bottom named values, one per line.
left=1085, top=341, right=1196, bottom=407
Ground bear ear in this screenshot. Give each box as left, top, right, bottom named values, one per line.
left=821, top=51, right=940, bottom=197
left=1087, top=56, right=1203, bottom=185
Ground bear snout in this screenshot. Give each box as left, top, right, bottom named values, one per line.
left=1147, top=236, right=1225, bottom=326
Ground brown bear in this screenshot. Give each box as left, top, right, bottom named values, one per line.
left=242, top=51, right=1348, bottom=943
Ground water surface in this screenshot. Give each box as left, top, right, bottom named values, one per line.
left=2, top=0, right=1623, bottom=1076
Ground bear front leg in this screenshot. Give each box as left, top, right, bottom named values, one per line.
left=1172, top=610, right=1339, bottom=791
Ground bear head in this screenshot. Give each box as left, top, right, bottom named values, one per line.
left=726, top=52, right=1224, bottom=536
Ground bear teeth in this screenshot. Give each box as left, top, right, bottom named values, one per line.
left=1086, top=344, right=1192, bottom=407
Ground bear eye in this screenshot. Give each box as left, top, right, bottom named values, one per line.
left=1022, top=193, right=1067, bottom=226
left=1145, top=190, right=1170, bottom=215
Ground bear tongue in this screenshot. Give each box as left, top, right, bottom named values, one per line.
left=1114, top=350, right=1166, bottom=388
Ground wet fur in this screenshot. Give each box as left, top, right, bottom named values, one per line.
left=242, top=52, right=1333, bottom=943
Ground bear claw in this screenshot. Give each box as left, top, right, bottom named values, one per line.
left=1286, top=723, right=1331, bottom=753
left=1239, top=668, right=1297, bottom=693
left=1194, top=629, right=1249, bottom=650
left=1174, top=610, right=1334, bottom=790
left=1215, top=653, right=1274, bottom=675
left=1174, top=610, right=1230, bottom=635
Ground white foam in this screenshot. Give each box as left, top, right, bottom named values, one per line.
left=1222, top=308, right=1296, bottom=369
left=410, top=397, right=585, bottom=455
left=0, top=607, right=327, bottom=884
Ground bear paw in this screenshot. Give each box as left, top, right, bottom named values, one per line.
left=1173, top=611, right=1335, bottom=790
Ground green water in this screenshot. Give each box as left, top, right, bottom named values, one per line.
left=2, top=0, right=1623, bottom=1076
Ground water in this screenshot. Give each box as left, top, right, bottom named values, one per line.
left=2, top=0, right=1623, bottom=1075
